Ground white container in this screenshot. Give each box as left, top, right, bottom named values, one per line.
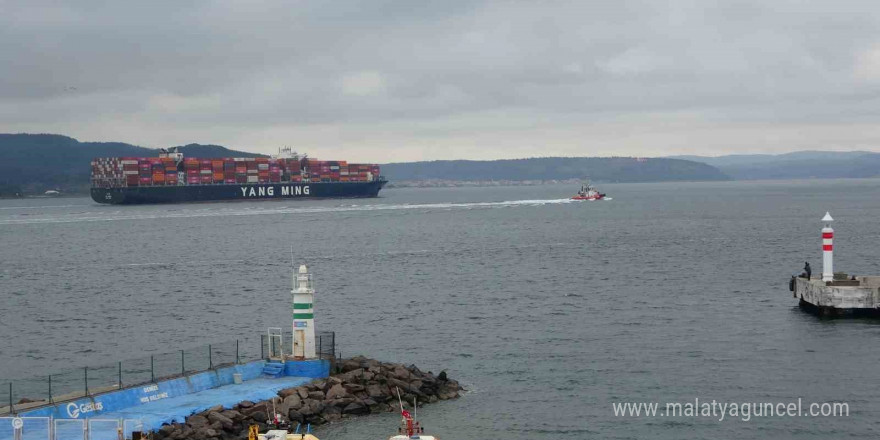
left=233, top=373, right=242, bottom=384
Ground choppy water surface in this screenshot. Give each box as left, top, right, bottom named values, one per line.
left=2, top=180, right=880, bottom=439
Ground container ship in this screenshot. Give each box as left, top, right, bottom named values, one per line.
left=90, top=148, right=387, bottom=204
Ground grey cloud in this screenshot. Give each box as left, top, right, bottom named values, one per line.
left=3, top=0, right=880, bottom=160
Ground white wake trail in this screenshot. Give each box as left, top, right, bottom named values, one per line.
left=0, top=198, right=576, bottom=225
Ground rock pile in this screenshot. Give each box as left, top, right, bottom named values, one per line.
left=153, top=356, right=464, bottom=440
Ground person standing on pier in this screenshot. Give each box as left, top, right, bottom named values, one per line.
left=804, top=262, right=812, bottom=279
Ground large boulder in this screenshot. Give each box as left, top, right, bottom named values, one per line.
left=248, top=411, right=268, bottom=424
left=296, top=388, right=310, bottom=400
left=388, top=378, right=424, bottom=396
left=221, top=410, right=243, bottom=422
left=341, top=358, right=362, bottom=372
left=340, top=368, right=364, bottom=382
left=278, top=387, right=299, bottom=399
left=307, top=390, right=325, bottom=400
left=437, top=384, right=459, bottom=400
left=343, top=383, right=365, bottom=393
left=206, top=412, right=234, bottom=430
left=287, top=410, right=304, bottom=424
left=391, top=366, right=411, bottom=380
left=282, top=394, right=302, bottom=411
left=158, top=425, right=177, bottom=439
left=298, top=403, right=315, bottom=417
left=186, top=415, right=210, bottom=429
left=328, top=397, right=357, bottom=408
left=366, top=384, right=385, bottom=397
left=171, top=425, right=193, bottom=440
left=325, top=383, right=349, bottom=400
left=342, top=401, right=369, bottom=415
left=299, top=401, right=324, bottom=416
left=238, top=401, right=254, bottom=409
left=240, top=402, right=268, bottom=417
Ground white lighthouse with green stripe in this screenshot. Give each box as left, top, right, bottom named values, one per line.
left=291, top=264, right=316, bottom=359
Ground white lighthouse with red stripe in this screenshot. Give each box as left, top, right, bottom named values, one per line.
left=821, top=212, right=834, bottom=282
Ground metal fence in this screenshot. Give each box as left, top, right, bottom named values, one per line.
left=1, top=332, right=337, bottom=417
left=0, top=338, right=263, bottom=416
left=0, top=416, right=145, bottom=440
left=259, top=332, right=336, bottom=361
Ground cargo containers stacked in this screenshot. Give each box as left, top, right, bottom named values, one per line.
left=121, top=158, right=139, bottom=186
left=223, top=160, right=235, bottom=184
left=91, top=155, right=381, bottom=188
left=284, top=159, right=302, bottom=183
left=138, top=160, right=152, bottom=186
left=343, top=163, right=379, bottom=182
left=256, top=158, right=269, bottom=183
left=292, top=159, right=380, bottom=183
left=92, top=153, right=386, bottom=204
left=91, top=158, right=125, bottom=188
left=233, top=159, right=246, bottom=184
left=151, top=159, right=164, bottom=185
left=245, top=158, right=257, bottom=183
left=164, top=158, right=178, bottom=185
left=198, top=160, right=210, bottom=184
left=182, top=159, right=197, bottom=185
left=268, top=159, right=282, bottom=182
left=212, top=160, right=223, bottom=183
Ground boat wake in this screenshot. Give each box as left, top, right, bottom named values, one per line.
left=0, top=198, right=576, bottom=225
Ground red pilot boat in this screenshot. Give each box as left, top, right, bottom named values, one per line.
left=389, top=389, right=438, bottom=440
left=571, top=182, right=607, bottom=201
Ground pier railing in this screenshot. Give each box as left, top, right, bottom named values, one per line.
left=1, top=331, right=338, bottom=416
left=0, top=337, right=264, bottom=416
left=260, top=331, right=336, bottom=361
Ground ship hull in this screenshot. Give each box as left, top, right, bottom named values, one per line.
left=91, top=180, right=387, bottom=205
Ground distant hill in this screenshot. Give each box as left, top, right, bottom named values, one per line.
left=0, top=134, right=264, bottom=195
left=669, top=151, right=880, bottom=180
left=381, top=157, right=730, bottom=183
left=0, top=133, right=730, bottom=195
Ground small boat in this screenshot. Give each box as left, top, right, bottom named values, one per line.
left=571, top=182, right=606, bottom=201
left=389, top=389, right=438, bottom=440
left=249, top=400, right=318, bottom=440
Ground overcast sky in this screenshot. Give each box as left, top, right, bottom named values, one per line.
left=4, top=1, right=880, bottom=162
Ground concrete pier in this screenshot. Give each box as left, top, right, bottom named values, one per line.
left=793, top=276, right=880, bottom=317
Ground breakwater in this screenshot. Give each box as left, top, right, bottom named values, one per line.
left=154, top=357, right=463, bottom=440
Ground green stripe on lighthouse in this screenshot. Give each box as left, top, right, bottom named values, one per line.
left=293, top=303, right=313, bottom=309
left=293, top=313, right=314, bottom=319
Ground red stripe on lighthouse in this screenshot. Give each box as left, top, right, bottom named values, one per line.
left=822, top=232, right=833, bottom=239
left=823, top=244, right=833, bottom=251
